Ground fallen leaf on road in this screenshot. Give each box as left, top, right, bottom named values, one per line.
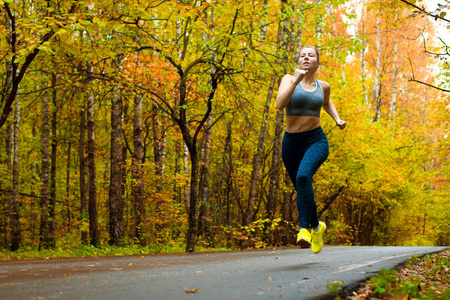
left=262, top=286, right=272, bottom=290
left=184, top=288, right=200, bottom=293
left=274, top=257, right=279, bottom=259
left=266, top=277, right=273, bottom=280
left=64, top=273, right=70, bottom=276
left=128, top=263, right=132, bottom=266
left=34, top=297, right=45, bottom=300
left=303, top=277, right=310, bottom=280
left=4, top=283, right=11, bottom=286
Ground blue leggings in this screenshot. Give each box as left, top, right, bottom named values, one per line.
left=281, top=127, right=329, bottom=229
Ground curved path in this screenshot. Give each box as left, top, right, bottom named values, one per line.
left=0, top=246, right=447, bottom=299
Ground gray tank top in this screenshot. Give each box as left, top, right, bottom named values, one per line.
left=285, top=79, right=324, bottom=117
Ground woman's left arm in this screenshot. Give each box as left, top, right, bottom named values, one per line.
left=321, top=81, right=346, bottom=130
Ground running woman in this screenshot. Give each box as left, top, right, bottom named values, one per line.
left=276, top=46, right=346, bottom=254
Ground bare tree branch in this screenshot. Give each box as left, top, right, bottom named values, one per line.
left=409, top=78, right=450, bottom=92
left=400, top=0, right=450, bottom=23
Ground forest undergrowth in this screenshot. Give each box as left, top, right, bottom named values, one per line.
left=341, top=249, right=450, bottom=300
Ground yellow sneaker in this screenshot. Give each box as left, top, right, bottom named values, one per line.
left=297, top=229, right=311, bottom=248
left=311, top=221, right=326, bottom=254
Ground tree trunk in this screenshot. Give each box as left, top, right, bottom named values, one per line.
left=185, top=141, right=199, bottom=252
left=390, top=40, right=398, bottom=120
left=10, top=98, right=21, bottom=251
left=79, top=104, right=88, bottom=245
left=6, top=122, right=12, bottom=170
left=198, top=3, right=215, bottom=238
left=87, top=87, right=99, bottom=247
left=122, top=103, right=128, bottom=239
left=267, top=109, right=284, bottom=220
left=360, top=2, right=369, bottom=107
left=174, top=140, right=181, bottom=204
left=183, top=76, right=216, bottom=252
left=372, top=16, right=382, bottom=122
left=39, top=92, right=50, bottom=249
left=152, top=103, right=166, bottom=193
left=132, top=94, right=145, bottom=244
left=109, top=83, right=124, bottom=245
left=66, top=139, right=71, bottom=231
left=183, top=141, right=190, bottom=213
left=49, top=73, right=57, bottom=248
left=198, top=115, right=212, bottom=237
left=223, top=121, right=233, bottom=227
left=332, top=17, right=346, bottom=85
left=244, top=91, right=270, bottom=225
left=281, top=171, right=296, bottom=244
left=267, top=0, right=291, bottom=221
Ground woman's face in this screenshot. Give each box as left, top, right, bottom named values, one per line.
left=298, top=47, right=319, bottom=70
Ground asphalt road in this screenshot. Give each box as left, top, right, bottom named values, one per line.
left=0, top=246, right=447, bottom=299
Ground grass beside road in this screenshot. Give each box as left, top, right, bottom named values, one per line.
left=344, top=249, right=450, bottom=300
left=0, top=244, right=231, bottom=261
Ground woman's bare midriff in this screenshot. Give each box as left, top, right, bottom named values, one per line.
left=286, top=115, right=321, bottom=133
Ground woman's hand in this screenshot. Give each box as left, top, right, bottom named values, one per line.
left=336, top=119, right=346, bottom=130
left=293, top=69, right=308, bottom=84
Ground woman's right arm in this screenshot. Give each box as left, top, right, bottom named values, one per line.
left=276, top=70, right=306, bottom=110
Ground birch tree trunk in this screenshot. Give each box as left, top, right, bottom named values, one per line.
left=39, top=92, right=50, bottom=249
left=109, top=81, right=124, bottom=245
left=373, top=16, right=382, bottom=122
left=10, top=98, right=20, bottom=251
left=360, top=1, right=369, bottom=107
left=390, top=40, right=398, bottom=120
left=332, top=16, right=346, bottom=85
left=87, top=86, right=99, bottom=247
left=183, top=142, right=190, bottom=213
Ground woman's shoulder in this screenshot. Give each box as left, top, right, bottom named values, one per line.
left=316, top=79, right=330, bottom=91
left=282, top=74, right=295, bottom=80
